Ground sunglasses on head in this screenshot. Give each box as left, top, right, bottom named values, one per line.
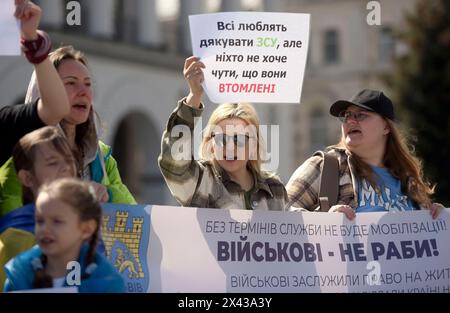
left=338, top=110, right=371, bottom=123
left=211, top=133, right=250, bottom=147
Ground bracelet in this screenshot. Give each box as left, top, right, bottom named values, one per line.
left=21, top=30, right=52, bottom=64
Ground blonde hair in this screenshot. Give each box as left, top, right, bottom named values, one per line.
left=199, top=103, right=264, bottom=176
left=335, top=119, right=434, bottom=208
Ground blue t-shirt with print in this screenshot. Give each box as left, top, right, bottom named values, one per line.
left=356, top=166, right=416, bottom=213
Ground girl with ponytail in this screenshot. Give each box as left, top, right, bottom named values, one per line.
left=3, top=178, right=125, bottom=292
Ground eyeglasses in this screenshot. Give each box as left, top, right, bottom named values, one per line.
left=211, top=133, right=251, bottom=147
left=338, top=110, right=371, bottom=123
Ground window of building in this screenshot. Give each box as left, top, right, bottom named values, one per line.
left=379, top=27, right=395, bottom=63
left=115, top=0, right=138, bottom=43
left=323, top=29, right=340, bottom=65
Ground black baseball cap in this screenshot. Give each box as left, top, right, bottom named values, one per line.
left=330, top=89, right=396, bottom=121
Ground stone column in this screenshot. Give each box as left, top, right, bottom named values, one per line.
left=87, top=0, right=116, bottom=39
left=39, top=0, right=64, bottom=28
left=137, top=0, right=162, bottom=47
left=178, top=0, right=206, bottom=54
left=221, top=0, right=242, bottom=12
left=263, top=0, right=283, bottom=12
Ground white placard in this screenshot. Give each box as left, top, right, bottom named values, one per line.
left=101, top=204, right=450, bottom=293
left=148, top=206, right=450, bottom=293
left=189, top=12, right=310, bottom=104
left=0, top=0, right=21, bottom=56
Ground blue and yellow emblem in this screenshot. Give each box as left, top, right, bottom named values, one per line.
left=101, top=204, right=150, bottom=293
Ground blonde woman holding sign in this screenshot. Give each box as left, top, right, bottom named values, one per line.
left=159, top=56, right=288, bottom=211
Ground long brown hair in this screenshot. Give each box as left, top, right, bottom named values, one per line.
left=335, top=119, right=434, bottom=208
left=12, top=126, right=77, bottom=204
left=49, top=46, right=98, bottom=173
left=33, top=178, right=102, bottom=288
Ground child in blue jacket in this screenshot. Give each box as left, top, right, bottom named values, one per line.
left=4, top=178, right=125, bottom=292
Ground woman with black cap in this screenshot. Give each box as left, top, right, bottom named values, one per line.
left=286, top=89, right=444, bottom=219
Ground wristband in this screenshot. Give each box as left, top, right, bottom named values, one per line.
left=21, top=30, right=52, bottom=64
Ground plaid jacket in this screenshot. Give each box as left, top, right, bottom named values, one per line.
left=286, top=147, right=358, bottom=211
left=158, top=99, right=288, bottom=211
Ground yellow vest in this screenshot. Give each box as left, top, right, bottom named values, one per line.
left=0, top=228, right=35, bottom=291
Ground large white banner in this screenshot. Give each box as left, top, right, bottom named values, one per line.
left=101, top=204, right=450, bottom=293
left=189, top=12, right=310, bottom=104
left=0, top=1, right=21, bottom=56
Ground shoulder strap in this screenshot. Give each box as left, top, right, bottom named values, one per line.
left=314, top=151, right=339, bottom=212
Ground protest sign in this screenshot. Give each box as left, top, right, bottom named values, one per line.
left=0, top=1, right=21, bottom=56
left=102, top=204, right=450, bottom=293
left=189, top=12, right=310, bottom=104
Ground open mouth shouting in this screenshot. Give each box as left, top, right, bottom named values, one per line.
left=71, top=102, right=89, bottom=113
left=347, top=126, right=362, bottom=137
